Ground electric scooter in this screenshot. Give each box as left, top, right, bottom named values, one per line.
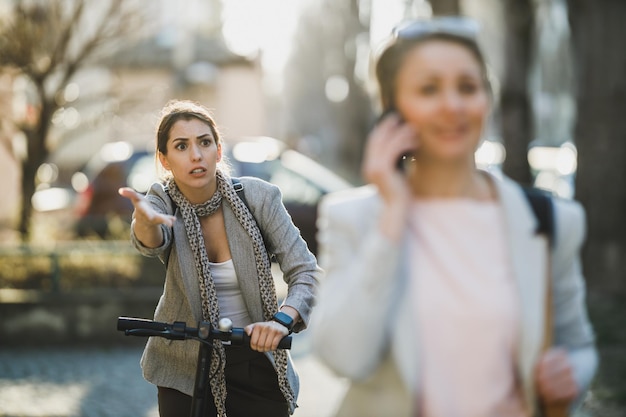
left=117, top=316, right=292, bottom=417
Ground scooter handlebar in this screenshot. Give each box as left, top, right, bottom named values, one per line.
left=117, top=317, right=292, bottom=349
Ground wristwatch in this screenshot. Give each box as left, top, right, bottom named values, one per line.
left=272, top=311, right=294, bottom=333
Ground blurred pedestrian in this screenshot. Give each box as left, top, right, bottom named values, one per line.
left=311, top=16, right=597, bottom=417
left=119, top=99, right=320, bottom=417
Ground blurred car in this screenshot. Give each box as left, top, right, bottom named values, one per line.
left=31, top=162, right=78, bottom=213
left=226, top=137, right=354, bottom=255
left=72, top=137, right=353, bottom=255
left=73, top=141, right=156, bottom=239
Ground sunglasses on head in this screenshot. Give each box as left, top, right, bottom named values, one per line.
left=392, top=16, right=480, bottom=41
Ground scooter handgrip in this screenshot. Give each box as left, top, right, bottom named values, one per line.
left=117, top=317, right=169, bottom=332
left=235, top=330, right=292, bottom=349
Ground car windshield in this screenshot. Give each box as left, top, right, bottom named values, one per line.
left=269, top=165, right=324, bottom=205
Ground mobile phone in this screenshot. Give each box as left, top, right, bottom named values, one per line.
left=375, top=107, right=411, bottom=171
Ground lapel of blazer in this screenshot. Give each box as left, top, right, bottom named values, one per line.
left=156, top=184, right=204, bottom=322
left=172, top=209, right=205, bottom=322
left=357, top=193, right=418, bottom=409
left=493, top=175, right=549, bottom=410
left=391, top=241, right=420, bottom=393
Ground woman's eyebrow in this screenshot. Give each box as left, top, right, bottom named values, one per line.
left=171, top=133, right=212, bottom=143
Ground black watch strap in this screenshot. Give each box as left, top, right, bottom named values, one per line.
left=272, top=311, right=294, bottom=333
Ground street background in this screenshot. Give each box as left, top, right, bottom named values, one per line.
left=0, top=340, right=610, bottom=417
left=0, top=331, right=348, bottom=417
left=1, top=0, right=625, bottom=415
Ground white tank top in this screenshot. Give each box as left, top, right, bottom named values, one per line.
left=209, top=259, right=253, bottom=328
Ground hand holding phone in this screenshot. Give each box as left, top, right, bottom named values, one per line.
left=365, top=108, right=419, bottom=241
left=375, top=107, right=415, bottom=172
left=364, top=107, right=418, bottom=182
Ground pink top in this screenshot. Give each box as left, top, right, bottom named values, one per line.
left=408, top=199, right=528, bottom=417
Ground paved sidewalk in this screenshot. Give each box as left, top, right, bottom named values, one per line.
left=0, top=343, right=605, bottom=417
left=0, top=332, right=346, bottom=417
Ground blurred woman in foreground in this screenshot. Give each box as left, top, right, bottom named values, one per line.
left=311, top=16, right=597, bottom=417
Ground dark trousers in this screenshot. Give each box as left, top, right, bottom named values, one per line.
left=158, top=345, right=289, bottom=417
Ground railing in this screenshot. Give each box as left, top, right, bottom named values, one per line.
left=0, top=240, right=159, bottom=292
left=0, top=240, right=288, bottom=299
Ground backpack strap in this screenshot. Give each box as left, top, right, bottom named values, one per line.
left=522, top=186, right=555, bottom=247
left=231, top=177, right=275, bottom=262
left=231, top=177, right=249, bottom=209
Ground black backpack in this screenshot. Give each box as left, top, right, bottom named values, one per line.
left=522, top=187, right=555, bottom=247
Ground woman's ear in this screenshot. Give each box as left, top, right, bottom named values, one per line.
left=158, top=151, right=170, bottom=171
left=216, top=142, right=223, bottom=162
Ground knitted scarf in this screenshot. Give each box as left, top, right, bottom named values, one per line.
left=165, top=170, right=294, bottom=416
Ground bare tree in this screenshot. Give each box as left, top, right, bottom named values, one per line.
left=500, top=0, right=534, bottom=185
left=283, top=0, right=373, bottom=184
left=429, top=0, right=461, bottom=15
left=566, top=0, right=626, bottom=295
left=566, top=0, right=626, bottom=411
left=0, top=0, right=140, bottom=241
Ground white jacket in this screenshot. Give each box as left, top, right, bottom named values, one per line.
left=311, top=173, right=597, bottom=417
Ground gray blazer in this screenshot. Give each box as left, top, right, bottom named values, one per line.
left=311, top=173, right=597, bottom=417
left=131, top=176, right=321, bottom=413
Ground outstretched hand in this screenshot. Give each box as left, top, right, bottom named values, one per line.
left=118, top=187, right=176, bottom=228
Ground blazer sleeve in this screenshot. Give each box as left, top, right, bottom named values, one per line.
left=129, top=182, right=174, bottom=264
left=551, top=198, right=598, bottom=406
left=310, top=188, right=407, bottom=381
left=242, top=177, right=321, bottom=332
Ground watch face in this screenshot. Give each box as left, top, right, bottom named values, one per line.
left=273, top=312, right=294, bottom=330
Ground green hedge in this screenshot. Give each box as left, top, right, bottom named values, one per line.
left=0, top=241, right=164, bottom=291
